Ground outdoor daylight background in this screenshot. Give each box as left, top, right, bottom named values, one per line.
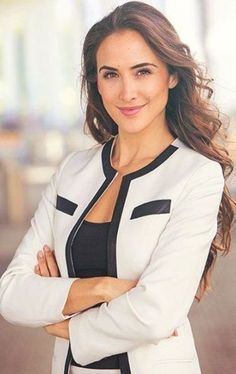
left=0, top=1, right=236, bottom=373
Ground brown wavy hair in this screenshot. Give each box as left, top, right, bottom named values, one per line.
left=80, top=1, right=236, bottom=301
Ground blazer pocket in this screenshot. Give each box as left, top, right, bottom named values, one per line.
left=56, top=195, right=78, bottom=216
left=130, top=199, right=171, bottom=219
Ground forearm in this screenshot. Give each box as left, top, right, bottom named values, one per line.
left=62, top=277, right=107, bottom=316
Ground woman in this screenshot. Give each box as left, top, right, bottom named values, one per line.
left=0, top=2, right=235, bottom=374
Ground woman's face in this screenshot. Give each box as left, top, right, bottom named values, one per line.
left=96, top=29, right=177, bottom=136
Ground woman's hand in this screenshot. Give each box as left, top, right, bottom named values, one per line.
left=44, top=319, right=69, bottom=340
left=34, top=245, right=66, bottom=338
left=34, top=245, right=60, bottom=277
left=172, top=329, right=178, bottom=337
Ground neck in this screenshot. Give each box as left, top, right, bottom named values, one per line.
left=112, top=128, right=175, bottom=169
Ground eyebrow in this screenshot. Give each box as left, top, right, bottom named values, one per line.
left=98, top=62, right=158, bottom=73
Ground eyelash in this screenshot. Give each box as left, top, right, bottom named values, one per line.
left=103, top=68, right=152, bottom=79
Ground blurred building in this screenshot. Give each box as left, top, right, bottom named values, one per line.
left=0, top=0, right=82, bottom=124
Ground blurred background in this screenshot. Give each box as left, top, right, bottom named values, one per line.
left=0, top=0, right=235, bottom=373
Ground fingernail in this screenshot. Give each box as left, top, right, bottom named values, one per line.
left=38, top=251, right=44, bottom=258
left=44, top=245, right=50, bottom=252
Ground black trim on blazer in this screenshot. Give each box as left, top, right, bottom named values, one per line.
left=64, top=136, right=179, bottom=374
left=130, top=199, right=171, bottom=219
left=56, top=195, right=78, bottom=216
left=64, top=174, right=117, bottom=374
left=64, top=345, right=72, bottom=374
left=107, top=176, right=132, bottom=374
left=103, top=135, right=179, bottom=180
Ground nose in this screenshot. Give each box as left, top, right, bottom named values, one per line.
left=119, top=76, right=137, bottom=102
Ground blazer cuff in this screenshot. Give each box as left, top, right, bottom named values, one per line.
left=69, top=313, right=88, bottom=365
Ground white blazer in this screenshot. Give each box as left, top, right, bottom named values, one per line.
left=0, top=135, right=224, bottom=374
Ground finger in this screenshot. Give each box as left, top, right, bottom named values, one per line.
left=172, top=329, right=178, bottom=336
left=44, top=325, right=50, bottom=333
left=43, top=246, right=60, bottom=277
left=37, top=251, right=50, bottom=277
left=34, top=264, right=41, bottom=276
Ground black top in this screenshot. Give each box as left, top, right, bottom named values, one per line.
left=71, top=219, right=120, bottom=369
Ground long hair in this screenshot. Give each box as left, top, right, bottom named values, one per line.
left=80, top=1, right=236, bottom=301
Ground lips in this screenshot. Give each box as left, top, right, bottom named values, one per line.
left=118, top=104, right=146, bottom=116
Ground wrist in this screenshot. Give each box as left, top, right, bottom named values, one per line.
left=95, top=276, right=110, bottom=303
left=62, top=276, right=110, bottom=316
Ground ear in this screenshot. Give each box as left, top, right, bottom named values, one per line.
left=168, top=72, right=178, bottom=89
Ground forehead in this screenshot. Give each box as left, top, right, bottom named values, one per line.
left=96, top=29, right=161, bottom=67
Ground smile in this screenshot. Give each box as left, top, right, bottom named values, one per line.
left=118, top=104, right=146, bottom=116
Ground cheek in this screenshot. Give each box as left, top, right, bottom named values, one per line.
left=98, top=82, right=117, bottom=104
left=148, top=77, right=170, bottom=97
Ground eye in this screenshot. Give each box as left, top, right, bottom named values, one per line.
left=103, top=71, right=118, bottom=79
left=137, top=68, right=152, bottom=76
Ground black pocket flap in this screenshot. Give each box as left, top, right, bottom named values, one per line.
left=56, top=195, right=78, bottom=216
left=130, top=199, right=171, bottom=219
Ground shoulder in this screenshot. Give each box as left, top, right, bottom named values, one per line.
left=173, top=138, right=224, bottom=182
left=57, top=141, right=103, bottom=177
left=171, top=139, right=225, bottom=203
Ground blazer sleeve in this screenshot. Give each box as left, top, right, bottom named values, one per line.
left=69, top=160, right=225, bottom=365
left=0, top=152, right=78, bottom=327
